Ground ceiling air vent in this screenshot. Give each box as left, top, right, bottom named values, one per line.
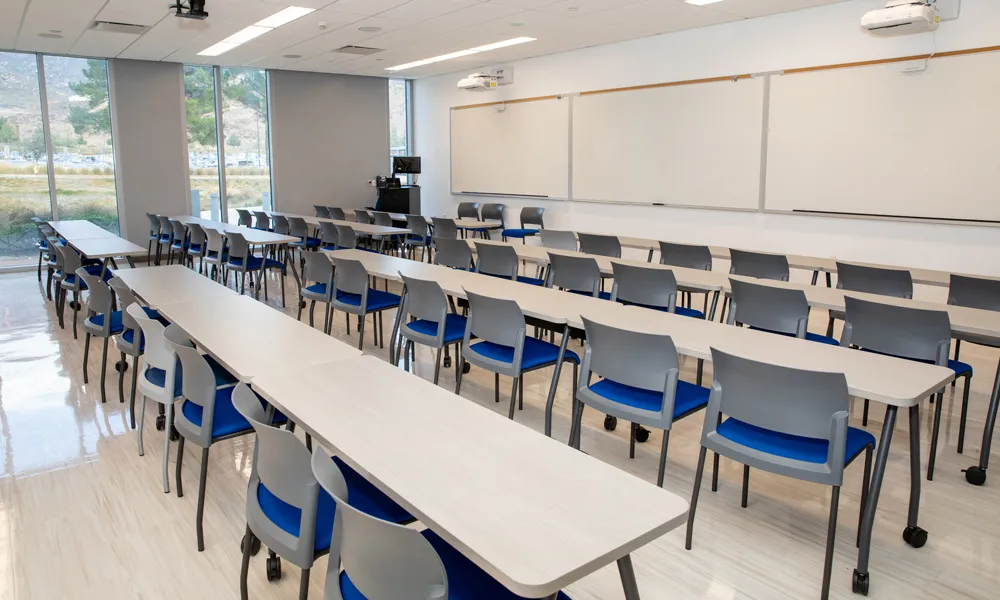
left=333, top=45, right=383, bottom=56
left=90, top=21, right=151, bottom=35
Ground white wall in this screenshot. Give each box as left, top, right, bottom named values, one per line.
left=269, top=70, right=389, bottom=216
left=413, top=0, right=1000, bottom=285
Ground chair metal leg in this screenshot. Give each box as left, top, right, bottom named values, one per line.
left=308, top=300, right=315, bottom=327
left=162, top=402, right=173, bottom=494
left=820, top=486, right=841, bottom=600
left=433, top=347, right=443, bottom=385
left=570, top=399, right=584, bottom=450
left=862, top=398, right=869, bottom=426
left=297, top=295, right=304, bottom=321
left=138, top=396, right=147, bottom=456
left=518, top=376, right=524, bottom=410
left=685, top=446, right=709, bottom=550
left=71, top=290, right=79, bottom=339
left=176, top=436, right=185, bottom=497
left=99, top=336, right=109, bottom=404
left=826, top=315, right=836, bottom=338
left=403, top=340, right=411, bottom=373
left=958, top=374, right=972, bottom=453
left=858, top=445, right=873, bottom=547
left=117, top=351, right=127, bottom=404
left=656, top=430, right=671, bottom=487
left=240, top=525, right=253, bottom=600
left=129, top=359, right=139, bottom=429
left=741, top=465, right=750, bottom=508
left=927, top=391, right=944, bottom=480
left=357, top=316, right=366, bottom=351
left=455, top=355, right=465, bottom=395
left=82, top=333, right=91, bottom=383
left=507, top=376, right=520, bottom=419
left=298, top=568, right=310, bottom=600
left=196, top=446, right=209, bottom=552
left=952, top=340, right=961, bottom=387
left=629, top=422, right=637, bottom=459
left=494, top=372, right=500, bottom=403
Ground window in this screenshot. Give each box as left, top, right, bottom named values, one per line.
left=389, top=79, right=408, bottom=159
left=221, top=68, right=271, bottom=222
left=43, top=56, right=119, bottom=234
left=184, top=65, right=222, bottom=220
left=0, top=52, right=49, bottom=267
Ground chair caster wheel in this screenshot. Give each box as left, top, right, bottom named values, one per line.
left=155, top=415, right=165, bottom=431
left=115, top=360, right=128, bottom=373
left=169, top=426, right=180, bottom=442
left=70, top=301, right=80, bottom=310
left=463, top=362, right=471, bottom=374
left=635, top=425, right=650, bottom=443
left=265, top=555, right=282, bottom=581
left=241, top=534, right=261, bottom=556
left=604, top=415, right=617, bottom=431
left=443, top=356, right=452, bottom=368
left=964, top=466, right=987, bottom=486
left=299, top=300, right=306, bottom=309
left=852, top=570, right=869, bottom=595
left=902, top=525, right=927, bottom=548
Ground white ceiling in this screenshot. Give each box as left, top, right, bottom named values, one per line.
left=0, top=0, right=849, bottom=78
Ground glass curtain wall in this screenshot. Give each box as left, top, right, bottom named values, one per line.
left=221, top=68, right=271, bottom=222
left=184, top=65, right=222, bottom=220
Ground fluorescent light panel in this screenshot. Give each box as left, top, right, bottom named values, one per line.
left=385, top=36, right=535, bottom=72
left=198, top=6, right=315, bottom=56
left=685, top=0, right=725, bottom=5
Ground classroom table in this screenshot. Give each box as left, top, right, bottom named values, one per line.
left=251, top=355, right=689, bottom=599
left=47, top=219, right=146, bottom=272
left=113, top=264, right=243, bottom=308
left=327, top=248, right=954, bottom=596
left=47, top=220, right=118, bottom=240
left=265, top=210, right=411, bottom=238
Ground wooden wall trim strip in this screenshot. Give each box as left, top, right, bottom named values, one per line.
left=450, top=44, right=1000, bottom=111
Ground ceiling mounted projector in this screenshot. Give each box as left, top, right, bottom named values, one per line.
left=458, top=73, right=498, bottom=91
left=171, top=1, right=209, bottom=20
left=862, top=1, right=939, bottom=36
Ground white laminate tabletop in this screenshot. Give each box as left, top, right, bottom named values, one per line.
left=265, top=211, right=411, bottom=237
left=173, top=216, right=299, bottom=246
left=114, top=265, right=241, bottom=308
left=47, top=220, right=118, bottom=240
left=250, top=355, right=689, bottom=598
left=69, top=236, right=146, bottom=259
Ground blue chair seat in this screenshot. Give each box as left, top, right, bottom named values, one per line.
left=321, top=244, right=337, bottom=251
left=717, top=418, right=875, bottom=465
left=749, top=326, right=839, bottom=346
left=501, top=228, right=540, bottom=239
left=181, top=386, right=252, bottom=439
left=158, top=234, right=171, bottom=242
left=85, top=311, right=125, bottom=335
left=588, top=378, right=709, bottom=418
left=469, top=336, right=580, bottom=370
left=120, top=308, right=166, bottom=350
left=516, top=275, right=545, bottom=286
left=339, top=529, right=571, bottom=600
left=228, top=255, right=264, bottom=270
left=405, top=235, right=430, bottom=245
left=144, top=354, right=237, bottom=393
left=291, top=238, right=321, bottom=249
left=264, top=257, right=285, bottom=271
left=335, top=289, right=401, bottom=312
left=404, top=313, right=468, bottom=344
left=186, top=243, right=202, bottom=253
left=61, top=266, right=114, bottom=288
left=569, top=289, right=613, bottom=301
left=258, top=455, right=412, bottom=553
left=303, top=283, right=328, bottom=296
left=170, top=240, right=189, bottom=250
left=206, top=250, right=229, bottom=261
left=674, top=306, right=706, bottom=319
left=860, top=348, right=972, bottom=377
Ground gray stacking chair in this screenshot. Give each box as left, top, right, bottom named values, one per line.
left=236, top=208, right=253, bottom=227
left=298, top=251, right=336, bottom=333
left=186, top=223, right=208, bottom=271
left=572, top=317, right=709, bottom=485
left=319, top=221, right=340, bottom=251
left=166, top=219, right=189, bottom=265
left=432, top=237, right=473, bottom=271
left=545, top=252, right=607, bottom=299
left=611, top=262, right=705, bottom=318
left=430, top=217, right=458, bottom=241
left=79, top=269, right=123, bottom=405
left=288, top=216, right=319, bottom=259
left=236, top=385, right=412, bottom=600
left=314, top=205, right=330, bottom=218
left=109, top=277, right=151, bottom=427
left=253, top=211, right=271, bottom=231
left=479, top=203, right=505, bottom=238
left=334, top=225, right=359, bottom=250
left=330, top=257, right=401, bottom=350
left=395, top=273, right=468, bottom=384
left=157, top=215, right=174, bottom=264
left=372, top=212, right=399, bottom=253
left=327, top=206, right=346, bottom=221
left=168, top=336, right=254, bottom=552
left=201, top=227, right=227, bottom=281
left=685, top=348, right=875, bottom=600
left=474, top=242, right=544, bottom=285
left=55, top=244, right=95, bottom=338
left=403, top=215, right=431, bottom=261
left=272, top=214, right=291, bottom=236
left=502, top=206, right=544, bottom=242
left=146, top=212, right=164, bottom=264
left=578, top=233, right=621, bottom=258
left=456, top=291, right=579, bottom=420
left=354, top=209, right=373, bottom=224
left=841, top=296, right=970, bottom=480
left=223, top=232, right=263, bottom=297
left=827, top=261, right=914, bottom=337
left=457, top=201, right=480, bottom=220
left=540, top=229, right=578, bottom=252
left=729, top=248, right=789, bottom=281
left=728, top=277, right=837, bottom=345
left=660, top=241, right=713, bottom=270
left=373, top=211, right=393, bottom=227
left=34, top=221, right=56, bottom=281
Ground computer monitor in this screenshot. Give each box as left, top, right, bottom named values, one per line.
left=392, top=156, right=421, bottom=174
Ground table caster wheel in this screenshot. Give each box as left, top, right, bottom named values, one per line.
left=604, top=415, right=618, bottom=431
left=964, top=466, right=987, bottom=486
left=635, top=425, right=650, bottom=443
left=462, top=362, right=471, bottom=374
left=155, top=415, right=165, bottom=431
left=240, top=534, right=261, bottom=556
left=115, top=360, right=128, bottom=373
left=852, top=570, right=869, bottom=595
left=902, top=525, right=927, bottom=548
left=443, top=356, right=452, bottom=368
left=265, top=555, right=282, bottom=581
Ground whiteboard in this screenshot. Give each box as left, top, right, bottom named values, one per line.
left=450, top=98, right=569, bottom=198
left=572, top=78, right=764, bottom=209
left=766, top=51, right=1000, bottom=222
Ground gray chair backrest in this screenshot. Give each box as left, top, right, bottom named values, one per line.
left=302, top=251, right=334, bottom=298
left=729, top=249, right=789, bottom=282
left=540, top=229, right=577, bottom=252
left=204, top=228, right=225, bottom=257
left=462, top=290, right=526, bottom=375
left=949, top=274, right=1000, bottom=312
left=320, top=221, right=340, bottom=248
left=432, top=237, right=473, bottom=270
left=578, top=233, right=621, bottom=258
left=659, top=242, right=712, bottom=271
left=327, top=207, right=346, bottom=221
left=236, top=209, right=253, bottom=227
left=728, top=277, right=810, bottom=338
left=335, top=225, right=357, bottom=250
left=702, top=348, right=851, bottom=486
left=287, top=216, right=309, bottom=238
left=836, top=262, right=913, bottom=299
left=127, top=303, right=175, bottom=378
left=578, top=316, right=679, bottom=429
left=169, top=219, right=187, bottom=243
left=315, top=205, right=330, bottom=218
left=109, top=277, right=142, bottom=344
left=373, top=212, right=393, bottom=227
left=430, top=218, right=458, bottom=240
left=474, top=242, right=518, bottom=280
left=840, top=295, right=951, bottom=365
left=57, top=245, right=83, bottom=279
left=225, top=232, right=250, bottom=262
left=546, top=252, right=601, bottom=296
left=187, top=223, right=207, bottom=250
left=253, top=211, right=270, bottom=229
left=158, top=216, right=172, bottom=239
left=406, top=215, right=429, bottom=239
left=168, top=336, right=235, bottom=447
left=354, top=209, right=373, bottom=225
left=310, top=449, right=448, bottom=600
left=272, top=215, right=291, bottom=236
left=520, top=207, right=544, bottom=229
left=399, top=274, right=449, bottom=347
left=77, top=268, right=114, bottom=333
left=331, top=257, right=370, bottom=297
left=610, top=262, right=678, bottom=311
left=457, top=202, right=480, bottom=220
left=146, top=213, right=161, bottom=233
left=482, top=203, right=504, bottom=225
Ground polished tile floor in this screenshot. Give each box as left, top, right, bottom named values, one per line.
left=1, top=265, right=998, bottom=600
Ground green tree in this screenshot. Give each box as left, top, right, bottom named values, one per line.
left=23, top=128, right=47, bottom=161
left=0, top=117, right=18, bottom=144
left=68, top=59, right=111, bottom=135
left=227, top=134, right=241, bottom=147
left=222, top=69, right=269, bottom=160
left=184, top=66, right=218, bottom=147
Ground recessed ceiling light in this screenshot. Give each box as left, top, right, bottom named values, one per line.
left=386, top=36, right=535, bottom=71
left=283, top=54, right=302, bottom=59
left=567, top=7, right=579, bottom=12
left=358, top=26, right=382, bottom=32
left=198, top=6, right=315, bottom=56
left=38, top=32, right=63, bottom=39
left=49, top=29, right=62, bottom=34
left=685, top=0, right=726, bottom=5
left=510, top=22, right=524, bottom=27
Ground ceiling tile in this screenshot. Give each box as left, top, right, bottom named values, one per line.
left=0, top=0, right=29, bottom=50
left=70, top=29, right=139, bottom=58
left=487, top=0, right=565, bottom=9
left=322, top=0, right=413, bottom=16
left=537, top=0, right=644, bottom=18
left=713, top=0, right=847, bottom=20
left=96, top=0, right=173, bottom=27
